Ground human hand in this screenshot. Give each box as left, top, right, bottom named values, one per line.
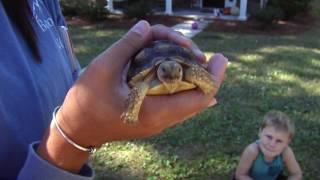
left=37, top=20, right=228, bottom=173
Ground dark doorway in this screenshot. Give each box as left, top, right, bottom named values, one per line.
left=203, top=0, right=225, bottom=8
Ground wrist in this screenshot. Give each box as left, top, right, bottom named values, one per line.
left=37, top=108, right=91, bottom=173
left=53, top=106, right=98, bottom=154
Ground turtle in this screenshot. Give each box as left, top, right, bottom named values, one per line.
left=121, top=40, right=215, bottom=124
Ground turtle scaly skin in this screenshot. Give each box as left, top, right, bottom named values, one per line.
left=121, top=40, right=214, bottom=124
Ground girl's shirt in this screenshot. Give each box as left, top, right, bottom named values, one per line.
left=249, top=141, right=284, bottom=180
left=0, top=0, right=93, bottom=179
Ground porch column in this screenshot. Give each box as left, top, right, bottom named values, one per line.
left=260, top=0, right=268, bottom=9
left=165, top=0, right=173, bottom=15
left=238, top=0, right=248, bottom=20
left=107, top=0, right=114, bottom=12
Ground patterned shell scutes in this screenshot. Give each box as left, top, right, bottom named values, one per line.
left=127, top=40, right=200, bottom=80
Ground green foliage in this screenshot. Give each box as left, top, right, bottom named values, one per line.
left=123, top=0, right=153, bottom=19
left=269, top=0, right=312, bottom=19
left=254, top=6, right=284, bottom=27
left=254, top=0, right=313, bottom=24
left=60, top=0, right=109, bottom=20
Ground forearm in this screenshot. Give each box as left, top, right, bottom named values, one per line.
left=287, top=174, right=302, bottom=180
left=235, top=174, right=252, bottom=180
left=235, top=174, right=253, bottom=180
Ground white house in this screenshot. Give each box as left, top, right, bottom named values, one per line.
left=107, top=0, right=253, bottom=21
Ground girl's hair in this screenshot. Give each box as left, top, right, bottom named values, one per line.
left=260, top=110, right=295, bottom=139
left=2, top=0, right=40, bottom=61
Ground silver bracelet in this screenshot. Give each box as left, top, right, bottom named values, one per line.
left=52, top=106, right=97, bottom=154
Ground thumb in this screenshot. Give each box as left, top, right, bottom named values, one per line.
left=102, top=20, right=151, bottom=75
left=207, top=53, right=228, bottom=96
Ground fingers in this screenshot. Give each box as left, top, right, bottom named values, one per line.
left=98, top=20, right=151, bottom=75
left=207, top=53, right=228, bottom=95
left=151, top=24, right=206, bottom=62
left=181, top=97, right=217, bottom=121
left=207, top=98, right=217, bottom=107
left=94, top=21, right=206, bottom=78
left=150, top=24, right=191, bottom=46
left=140, top=89, right=212, bottom=129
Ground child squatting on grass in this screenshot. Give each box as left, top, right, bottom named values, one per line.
left=235, top=110, right=302, bottom=180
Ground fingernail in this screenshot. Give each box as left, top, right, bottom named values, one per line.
left=131, top=20, right=149, bottom=36
left=207, top=98, right=217, bottom=107
left=194, top=49, right=203, bottom=57
left=194, top=49, right=206, bottom=62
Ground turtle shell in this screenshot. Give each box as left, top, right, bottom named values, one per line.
left=127, top=40, right=201, bottom=87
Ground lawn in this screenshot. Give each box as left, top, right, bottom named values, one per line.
left=69, top=1, right=320, bottom=179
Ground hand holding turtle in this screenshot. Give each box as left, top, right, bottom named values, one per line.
left=37, top=20, right=228, bottom=173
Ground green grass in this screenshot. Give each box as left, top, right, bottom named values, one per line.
left=69, top=24, right=126, bottom=66
left=69, top=1, right=320, bottom=179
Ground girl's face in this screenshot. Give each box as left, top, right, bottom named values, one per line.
left=259, top=126, right=291, bottom=159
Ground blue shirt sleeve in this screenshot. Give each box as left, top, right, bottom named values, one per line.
left=0, top=0, right=90, bottom=178
left=16, top=0, right=91, bottom=178
left=18, top=143, right=94, bottom=180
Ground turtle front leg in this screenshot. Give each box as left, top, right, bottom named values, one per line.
left=121, top=82, right=149, bottom=124
left=184, top=65, right=215, bottom=94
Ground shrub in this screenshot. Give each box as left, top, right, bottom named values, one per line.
left=269, top=0, right=312, bottom=19
left=60, top=0, right=81, bottom=16
left=123, top=0, right=153, bottom=19
left=60, top=0, right=109, bottom=20
left=253, top=0, right=312, bottom=26
left=88, top=0, right=109, bottom=20
left=254, top=6, right=284, bottom=25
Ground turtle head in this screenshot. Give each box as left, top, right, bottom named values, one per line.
left=157, top=60, right=183, bottom=94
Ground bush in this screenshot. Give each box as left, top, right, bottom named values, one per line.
left=60, top=0, right=109, bottom=20
left=253, top=0, right=312, bottom=26
left=254, top=6, right=284, bottom=25
left=269, top=0, right=312, bottom=19
left=123, top=0, right=153, bottom=19
left=60, top=0, right=81, bottom=16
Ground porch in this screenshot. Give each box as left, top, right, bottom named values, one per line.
left=105, top=0, right=267, bottom=21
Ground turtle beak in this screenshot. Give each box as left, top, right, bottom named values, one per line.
left=164, top=83, right=179, bottom=94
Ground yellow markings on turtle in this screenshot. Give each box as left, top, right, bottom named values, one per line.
left=129, top=69, right=152, bottom=87
left=147, top=82, right=196, bottom=95
left=134, top=50, right=145, bottom=62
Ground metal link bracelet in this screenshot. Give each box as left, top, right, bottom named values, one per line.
left=52, top=106, right=97, bottom=154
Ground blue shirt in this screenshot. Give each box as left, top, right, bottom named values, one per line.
left=249, top=141, right=284, bottom=180
left=0, top=0, right=93, bottom=179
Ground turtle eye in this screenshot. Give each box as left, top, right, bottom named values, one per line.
left=161, top=67, right=166, bottom=73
